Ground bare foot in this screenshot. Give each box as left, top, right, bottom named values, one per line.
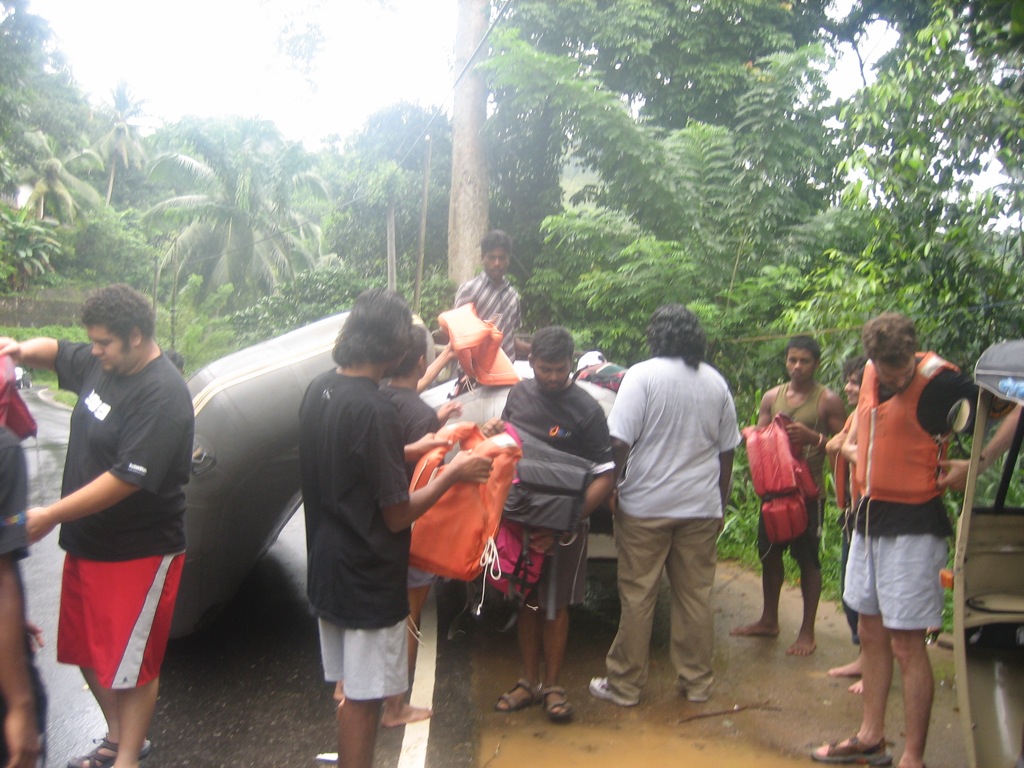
left=381, top=703, right=432, bottom=728
left=828, top=657, right=863, bottom=678
left=786, top=636, right=816, bottom=656
left=730, top=621, right=779, bottom=638
left=848, top=679, right=864, bottom=694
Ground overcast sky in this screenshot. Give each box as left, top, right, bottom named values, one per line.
left=29, top=0, right=458, bottom=147
left=28, top=0, right=900, bottom=150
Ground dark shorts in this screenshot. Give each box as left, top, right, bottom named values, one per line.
left=757, top=497, right=822, bottom=569
left=527, top=519, right=589, bottom=612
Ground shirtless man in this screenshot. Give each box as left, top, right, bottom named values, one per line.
left=732, top=335, right=846, bottom=656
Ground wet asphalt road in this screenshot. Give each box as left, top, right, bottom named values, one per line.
left=18, top=388, right=481, bottom=768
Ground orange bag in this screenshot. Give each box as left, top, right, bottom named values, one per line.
left=743, top=414, right=818, bottom=544
left=408, top=422, right=522, bottom=580
left=438, top=304, right=520, bottom=386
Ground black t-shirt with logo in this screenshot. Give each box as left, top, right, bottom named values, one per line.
left=55, top=341, right=194, bottom=561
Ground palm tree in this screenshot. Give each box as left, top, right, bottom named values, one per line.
left=21, top=130, right=103, bottom=223
left=95, top=81, right=147, bottom=204
left=145, top=118, right=329, bottom=302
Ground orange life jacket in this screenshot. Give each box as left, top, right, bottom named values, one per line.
left=438, top=304, right=520, bottom=386
left=833, top=412, right=860, bottom=509
left=855, top=352, right=957, bottom=504
left=408, top=421, right=522, bottom=580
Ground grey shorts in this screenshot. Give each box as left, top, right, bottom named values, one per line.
left=528, top=519, right=589, bottom=612
left=318, top=617, right=408, bottom=700
left=844, top=532, right=947, bottom=631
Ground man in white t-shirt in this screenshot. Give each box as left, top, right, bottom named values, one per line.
left=589, top=304, right=740, bottom=707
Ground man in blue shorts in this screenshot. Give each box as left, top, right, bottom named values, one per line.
left=299, top=289, right=492, bottom=768
left=1, top=284, right=195, bottom=768
left=813, top=313, right=976, bottom=768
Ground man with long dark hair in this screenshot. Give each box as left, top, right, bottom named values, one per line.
left=299, top=288, right=492, bottom=768
left=590, top=305, right=740, bottom=707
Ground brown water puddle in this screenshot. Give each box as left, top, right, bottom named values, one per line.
left=478, top=722, right=808, bottom=767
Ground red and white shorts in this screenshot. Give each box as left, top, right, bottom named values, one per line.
left=57, top=552, right=184, bottom=689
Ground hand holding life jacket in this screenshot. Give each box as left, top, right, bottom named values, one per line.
left=408, top=421, right=522, bottom=580
left=743, top=414, right=818, bottom=543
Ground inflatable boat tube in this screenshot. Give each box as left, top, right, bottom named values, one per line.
left=171, top=312, right=349, bottom=637
left=171, top=319, right=612, bottom=637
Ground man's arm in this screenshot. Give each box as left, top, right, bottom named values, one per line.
left=840, top=411, right=859, bottom=464
left=25, top=472, right=138, bottom=543
left=719, top=449, right=735, bottom=511
left=756, top=388, right=778, bottom=429
left=0, top=337, right=59, bottom=372
left=822, top=390, right=848, bottom=438
left=513, top=337, right=531, bottom=360
left=0, top=556, right=41, bottom=768
left=938, top=404, right=1022, bottom=491
left=581, top=470, right=615, bottom=519
left=417, top=344, right=455, bottom=393
left=381, top=450, right=492, bottom=532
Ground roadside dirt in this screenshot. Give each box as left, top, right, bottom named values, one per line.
left=471, top=559, right=966, bottom=768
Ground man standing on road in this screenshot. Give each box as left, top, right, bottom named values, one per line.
left=0, top=424, right=43, bottom=768
left=589, top=305, right=740, bottom=707
left=732, top=335, right=846, bottom=656
left=454, top=229, right=531, bottom=361
left=813, top=313, right=976, bottom=768
left=488, top=326, right=615, bottom=722
left=1, top=284, right=195, bottom=768
left=299, top=288, right=492, bottom=768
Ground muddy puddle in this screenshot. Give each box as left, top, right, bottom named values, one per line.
left=478, top=722, right=809, bottom=767
left=465, top=560, right=967, bottom=768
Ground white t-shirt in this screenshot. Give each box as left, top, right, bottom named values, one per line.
left=609, top=356, right=741, bottom=519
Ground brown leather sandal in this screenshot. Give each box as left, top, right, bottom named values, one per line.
left=541, top=685, right=573, bottom=722
left=494, top=679, right=540, bottom=712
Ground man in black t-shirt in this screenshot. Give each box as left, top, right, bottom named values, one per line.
left=813, top=313, right=977, bottom=768
left=299, top=289, right=491, bottom=768
left=484, top=326, right=615, bottom=723
left=377, top=325, right=461, bottom=728
left=0, top=284, right=194, bottom=768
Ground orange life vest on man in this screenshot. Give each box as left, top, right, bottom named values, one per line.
left=855, top=352, right=957, bottom=504
left=833, top=412, right=860, bottom=510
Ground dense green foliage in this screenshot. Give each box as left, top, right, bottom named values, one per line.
left=1, top=0, right=1021, bottom=618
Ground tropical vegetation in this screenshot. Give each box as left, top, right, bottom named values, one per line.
left=1, top=0, right=1021, bottom=606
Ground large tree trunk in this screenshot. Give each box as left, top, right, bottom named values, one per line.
left=448, top=0, right=490, bottom=286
